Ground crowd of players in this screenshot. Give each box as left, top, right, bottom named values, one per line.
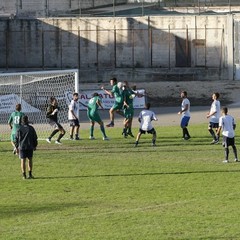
left=7, top=78, right=239, bottom=179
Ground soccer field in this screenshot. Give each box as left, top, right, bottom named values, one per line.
left=1, top=124, right=240, bottom=240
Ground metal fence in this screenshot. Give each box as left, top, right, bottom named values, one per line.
left=1, top=0, right=240, bottom=18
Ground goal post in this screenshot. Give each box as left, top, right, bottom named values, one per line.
left=0, top=69, right=79, bottom=141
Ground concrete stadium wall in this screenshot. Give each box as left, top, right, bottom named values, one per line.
left=0, top=15, right=235, bottom=82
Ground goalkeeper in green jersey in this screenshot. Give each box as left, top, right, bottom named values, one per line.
left=87, top=93, right=109, bottom=140
left=8, top=103, right=25, bottom=155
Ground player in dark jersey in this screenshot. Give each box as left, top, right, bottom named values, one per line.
left=46, top=97, right=65, bottom=144
left=15, top=115, right=38, bottom=179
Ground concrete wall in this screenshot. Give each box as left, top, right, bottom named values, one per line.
left=0, top=15, right=235, bottom=81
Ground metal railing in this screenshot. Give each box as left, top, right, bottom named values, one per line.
left=1, top=1, right=240, bottom=18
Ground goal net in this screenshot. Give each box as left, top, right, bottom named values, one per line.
left=0, top=69, right=79, bottom=141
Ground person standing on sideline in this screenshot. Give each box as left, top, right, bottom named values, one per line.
left=134, top=103, right=157, bottom=147
left=68, top=92, right=80, bottom=140
left=8, top=103, right=25, bottom=154
left=101, top=77, right=124, bottom=127
left=207, top=92, right=221, bottom=144
left=87, top=93, right=109, bottom=141
left=216, top=107, right=238, bottom=163
left=46, top=97, right=66, bottom=144
left=15, top=115, right=38, bottom=179
left=178, top=91, right=191, bottom=140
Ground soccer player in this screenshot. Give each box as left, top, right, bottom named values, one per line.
left=122, top=81, right=136, bottom=138
left=87, top=93, right=109, bottom=140
left=46, top=97, right=66, bottom=144
left=134, top=103, right=157, bottom=147
left=101, top=77, right=124, bottom=127
left=8, top=103, right=25, bottom=155
left=178, top=91, right=191, bottom=140
left=216, top=107, right=238, bottom=163
left=15, top=115, right=38, bottom=179
left=68, top=92, right=80, bottom=140
left=207, top=92, right=221, bottom=144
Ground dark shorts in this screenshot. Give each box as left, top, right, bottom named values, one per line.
left=209, top=122, right=219, bottom=129
left=48, top=119, right=63, bottom=130
left=181, top=116, right=190, bottom=128
left=69, top=119, right=80, bottom=127
left=139, top=128, right=156, bottom=135
left=19, top=149, right=33, bottom=159
left=222, top=136, right=235, bottom=148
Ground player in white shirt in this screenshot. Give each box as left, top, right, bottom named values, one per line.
left=68, top=93, right=80, bottom=140
left=216, top=107, right=238, bottom=163
left=134, top=103, right=158, bottom=147
left=207, top=92, right=221, bottom=144
left=178, top=91, right=191, bottom=140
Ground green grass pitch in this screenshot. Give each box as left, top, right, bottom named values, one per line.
left=1, top=123, right=240, bottom=240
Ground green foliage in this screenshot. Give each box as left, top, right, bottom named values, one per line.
left=1, top=124, right=240, bottom=239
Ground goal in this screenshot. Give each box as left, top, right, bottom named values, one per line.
left=0, top=69, right=79, bottom=141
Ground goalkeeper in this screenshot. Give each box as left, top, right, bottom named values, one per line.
left=46, top=97, right=66, bottom=144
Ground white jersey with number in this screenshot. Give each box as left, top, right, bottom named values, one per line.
left=209, top=100, right=221, bottom=123
left=68, top=100, right=79, bottom=120
left=139, top=109, right=157, bottom=131
left=219, top=114, right=235, bottom=138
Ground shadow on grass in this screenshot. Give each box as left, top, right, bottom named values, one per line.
left=36, top=168, right=240, bottom=180
left=1, top=202, right=89, bottom=219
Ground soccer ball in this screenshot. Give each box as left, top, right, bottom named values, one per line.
left=117, top=82, right=123, bottom=89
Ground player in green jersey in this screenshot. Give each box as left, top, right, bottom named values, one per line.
left=122, top=81, right=135, bottom=138
left=87, top=93, right=109, bottom=140
left=8, top=103, right=25, bottom=155
left=101, top=77, right=124, bottom=127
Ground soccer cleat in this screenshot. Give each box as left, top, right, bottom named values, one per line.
left=127, top=132, right=134, bottom=138
left=69, top=137, right=74, bottom=140
left=210, top=139, right=219, bottom=144
left=22, top=173, right=26, bottom=180
left=75, top=137, right=80, bottom=140
left=103, top=137, right=109, bottom=141
left=106, top=123, right=114, bottom=127
left=55, top=140, right=62, bottom=145
left=46, top=138, right=51, bottom=143
left=152, top=143, right=156, bottom=147
left=183, top=136, right=190, bottom=140
left=27, top=175, right=34, bottom=179
left=13, top=148, right=17, bottom=155
left=122, top=131, right=127, bottom=138
left=89, top=136, right=95, bottom=140
left=235, top=159, right=239, bottom=162
left=222, top=160, right=229, bottom=163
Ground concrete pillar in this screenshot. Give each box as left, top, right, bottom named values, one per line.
left=227, top=14, right=234, bottom=80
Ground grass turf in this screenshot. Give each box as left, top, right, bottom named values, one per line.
left=1, top=123, right=240, bottom=239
